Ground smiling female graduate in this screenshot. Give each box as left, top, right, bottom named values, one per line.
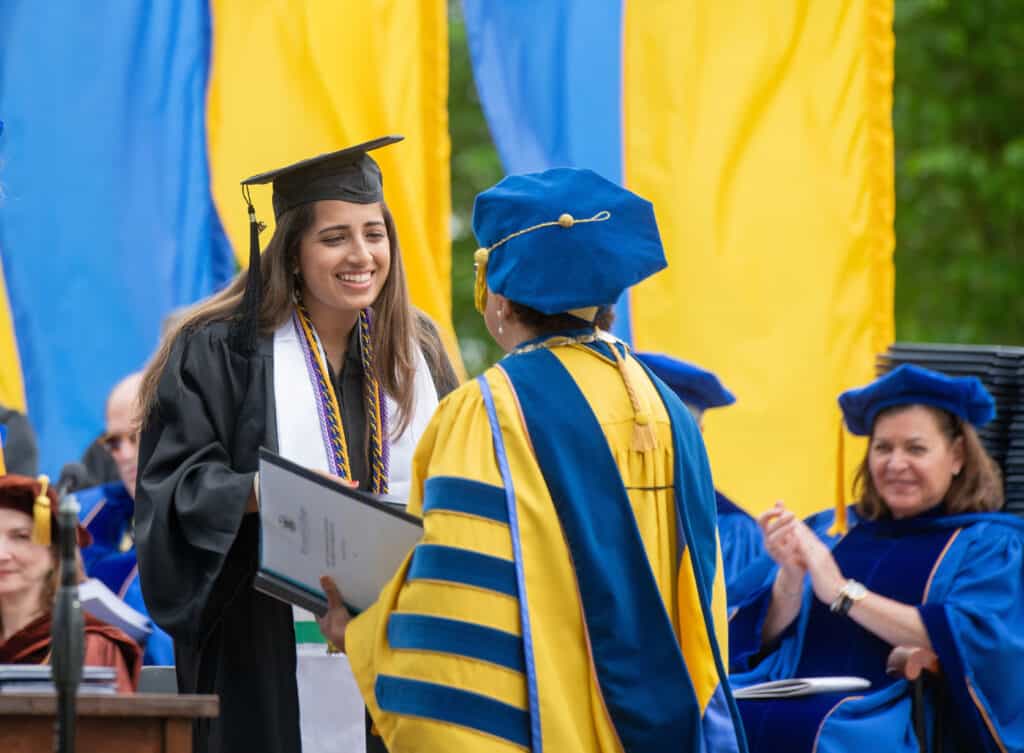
left=318, top=168, right=747, bottom=753
left=134, top=136, right=458, bottom=753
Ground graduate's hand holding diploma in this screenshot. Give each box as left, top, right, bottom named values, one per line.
left=316, top=575, right=352, bottom=651
left=303, top=468, right=359, bottom=649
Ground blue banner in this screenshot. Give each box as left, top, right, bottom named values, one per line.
left=461, top=0, right=633, bottom=341
left=0, top=1, right=234, bottom=474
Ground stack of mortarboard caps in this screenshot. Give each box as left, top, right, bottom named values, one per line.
left=1006, top=359, right=1024, bottom=514
left=876, top=343, right=1024, bottom=515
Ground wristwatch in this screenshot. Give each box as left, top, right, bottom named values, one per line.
left=829, top=579, right=867, bottom=616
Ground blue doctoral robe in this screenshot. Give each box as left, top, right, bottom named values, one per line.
left=78, top=482, right=175, bottom=666
left=728, top=505, right=1024, bottom=753
left=715, top=491, right=763, bottom=606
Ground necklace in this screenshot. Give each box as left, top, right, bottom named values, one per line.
left=508, top=331, right=604, bottom=356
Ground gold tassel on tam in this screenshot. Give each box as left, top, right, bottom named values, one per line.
left=473, top=248, right=489, bottom=314
left=609, top=344, right=657, bottom=452
left=828, top=419, right=848, bottom=536
left=32, top=475, right=52, bottom=546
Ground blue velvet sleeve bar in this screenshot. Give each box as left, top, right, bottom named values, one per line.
left=917, top=521, right=1024, bottom=753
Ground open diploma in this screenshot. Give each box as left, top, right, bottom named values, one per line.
left=732, top=676, right=871, bottom=700
left=254, top=449, right=423, bottom=616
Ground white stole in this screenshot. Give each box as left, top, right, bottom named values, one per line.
left=272, top=316, right=439, bottom=753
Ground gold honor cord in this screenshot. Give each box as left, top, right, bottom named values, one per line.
left=295, top=302, right=388, bottom=493
left=295, top=302, right=354, bottom=481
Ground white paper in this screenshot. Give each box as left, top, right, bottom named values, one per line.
left=295, top=646, right=366, bottom=753
left=732, top=676, right=871, bottom=700
left=258, top=451, right=422, bottom=612
left=78, top=578, right=152, bottom=642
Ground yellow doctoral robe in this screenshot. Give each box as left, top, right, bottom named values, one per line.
left=346, top=341, right=743, bottom=752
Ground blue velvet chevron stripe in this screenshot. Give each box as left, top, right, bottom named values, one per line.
left=387, top=613, right=524, bottom=673
left=422, top=476, right=509, bottom=524
left=498, top=349, right=705, bottom=751
left=376, top=675, right=530, bottom=748
left=407, top=544, right=517, bottom=597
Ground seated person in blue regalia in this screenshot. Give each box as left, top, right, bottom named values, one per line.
left=729, top=364, right=1024, bottom=753
left=636, top=352, right=762, bottom=604
left=78, top=373, right=174, bottom=666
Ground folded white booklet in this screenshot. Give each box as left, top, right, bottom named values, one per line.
left=0, top=665, right=118, bottom=695
left=732, top=676, right=871, bottom=700
left=256, top=449, right=423, bottom=616
left=78, top=578, right=152, bottom=642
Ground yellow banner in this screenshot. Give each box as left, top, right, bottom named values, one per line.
left=206, top=0, right=457, bottom=360
left=0, top=259, right=26, bottom=413
left=625, top=1, right=895, bottom=518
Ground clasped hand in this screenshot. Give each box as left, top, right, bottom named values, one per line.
left=758, top=501, right=845, bottom=606
left=316, top=575, right=352, bottom=651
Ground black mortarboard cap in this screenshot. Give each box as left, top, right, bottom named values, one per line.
left=231, top=135, right=403, bottom=351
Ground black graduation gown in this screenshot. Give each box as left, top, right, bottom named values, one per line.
left=136, top=321, right=295, bottom=753
left=136, top=319, right=452, bottom=753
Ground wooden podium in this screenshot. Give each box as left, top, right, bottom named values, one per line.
left=0, top=693, right=218, bottom=753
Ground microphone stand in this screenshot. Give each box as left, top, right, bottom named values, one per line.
left=51, top=490, right=83, bottom=753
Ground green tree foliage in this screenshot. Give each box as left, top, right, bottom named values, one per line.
left=894, top=0, right=1024, bottom=344
left=447, top=1, right=1024, bottom=373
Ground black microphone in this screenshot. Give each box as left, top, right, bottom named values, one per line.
left=57, top=462, right=91, bottom=495
left=51, top=487, right=84, bottom=753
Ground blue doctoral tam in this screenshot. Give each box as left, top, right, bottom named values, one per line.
left=839, top=363, right=995, bottom=436
left=473, top=168, right=667, bottom=314
left=636, top=353, right=736, bottom=411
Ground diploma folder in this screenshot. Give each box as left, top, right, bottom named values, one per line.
left=254, top=448, right=423, bottom=616
left=731, top=676, right=871, bottom=700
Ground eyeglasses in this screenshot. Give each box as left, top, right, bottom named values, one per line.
left=101, top=432, right=139, bottom=454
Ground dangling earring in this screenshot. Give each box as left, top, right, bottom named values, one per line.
left=497, top=307, right=504, bottom=336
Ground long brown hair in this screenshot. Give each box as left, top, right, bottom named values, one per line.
left=506, top=301, right=616, bottom=334
left=853, top=404, right=1004, bottom=519
left=139, top=201, right=426, bottom=436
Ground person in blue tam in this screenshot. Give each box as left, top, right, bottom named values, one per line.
left=727, top=363, right=1024, bottom=753
left=78, top=373, right=174, bottom=666
left=317, top=167, right=747, bottom=753
left=636, top=353, right=763, bottom=604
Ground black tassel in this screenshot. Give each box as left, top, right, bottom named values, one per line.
left=230, top=199, right=263, bottom=353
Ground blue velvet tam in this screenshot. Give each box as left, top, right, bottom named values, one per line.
left=839, top=363, right=996, bottom=436
left=636, top=352, right=736, bottom=411
left=472, top=168, right=667, bottom=315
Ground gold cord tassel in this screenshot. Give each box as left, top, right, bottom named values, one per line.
left=32, top=475, right=52, bottom=546
left=473, top=248, right=490, bottom=314
left=610, top=346, right=657, bottom=452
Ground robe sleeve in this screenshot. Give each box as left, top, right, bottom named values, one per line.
left=134, top=326, right=259, bottom=646
left=0, top=405, right=39, bottom=476
left=727, top=507, right=843, bottom=671
left=917, top=522, right=1024, bottom=752
left=719, top=511, right=764, bottom=601
left=345, top=380, right=529, bottom=752
left=728, top=581, right=775, bottom=671
left=84, top=631, right=141, bottom=693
